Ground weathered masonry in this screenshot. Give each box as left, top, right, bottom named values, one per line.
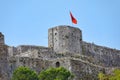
left=0, top=25, right=120, bottom=80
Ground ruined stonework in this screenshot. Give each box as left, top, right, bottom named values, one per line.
left=0, top=25, right=120, bottom=80
left=48, top=26, right=82, bottom=54
left=0, top=32, right=4, bottom=45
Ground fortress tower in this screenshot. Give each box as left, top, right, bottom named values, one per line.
left=48, top=25, right=82, bottom=54
left=0, top=32, right=5, bottom=45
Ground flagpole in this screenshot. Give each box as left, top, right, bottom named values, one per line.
left=69, top=11, right=73, bottom=27
left=70, top=21, right=74, bottom=27
left=69, top=11, right=72, bottom=26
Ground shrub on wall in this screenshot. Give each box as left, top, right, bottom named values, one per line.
left=11, top=66, right=38, bottom=80
left=98, top=69, right=120, bottom=80
left=38, top=67, right=74, bottom=80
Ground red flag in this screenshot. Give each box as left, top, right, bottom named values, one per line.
left=70, top=11, right=77, bottom=24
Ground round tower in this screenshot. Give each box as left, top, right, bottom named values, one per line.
left=0, top=32, right=5, bottom=45
left=48, top=25, right=82, bottom=54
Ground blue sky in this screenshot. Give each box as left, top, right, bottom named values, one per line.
left=0, top=0, right=120, bottom=50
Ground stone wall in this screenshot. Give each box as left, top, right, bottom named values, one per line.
left=49, top=58, right=71, bottom=70
left=0, top=45, right=9, bottom=80
left=8, top=57, right=73, bottom=80
left=8, top=45, right=53, bottom=58
left=82, top=41, right=120, bottom=67
left=16, top=45, right=48, bottom=53
left=48, top=25, right=82, bottom=54
left=17, top=57, right=51, bottom=72
left=70, top=59, right=105, bottom=80
left=0, top=32, right=4, bottom=45
left=8, top=46, right=18, bottom=57
left=37, top=47, right=53, bottom=59
left=8, top=57, right=52, bottom=79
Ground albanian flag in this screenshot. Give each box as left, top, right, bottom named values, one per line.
left=70, top=11, right=77, bottom=24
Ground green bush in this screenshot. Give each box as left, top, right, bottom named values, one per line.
left=11, top=66, right=38, bottom=80
left=11, top=66, right=74, bottom=80
left=38, top=67, right=74, bottom=80
left=98, top=69, right=120, bottom=80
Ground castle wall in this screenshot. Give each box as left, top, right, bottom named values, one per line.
left=8, top=47, right=18, bottom=57
left=18, top=48, right=53, bottom=59
left=0, top=45, right=9, bottom=80
left=48, top=28, right=54, bottom=48
left=49, top=58, right=71, bottom=70
left=8, top=45, right=51, bottom=57
left=38, top=47, right=53, bottom=59
left=0, top=32, right=4, bottom=45
left=70, top=59, right=105, bottom=80
left=8, top=57, right=52, bottom=78
left=8, top=57, right=72, bottom=79
left=82, top=41, right=120, bottom=67
left=48, top=25, right=82, bottom=54
left=16, top=45, right=48, bottom=53
left=17, top=57, right=51, bottom=73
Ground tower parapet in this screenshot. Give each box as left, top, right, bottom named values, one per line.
left=0, top=32, right=5, bottom=45
left=48, top=25, right=82, bottom=54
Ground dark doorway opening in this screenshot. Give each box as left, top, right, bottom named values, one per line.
left=56, top=62, right=60, bottom=67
